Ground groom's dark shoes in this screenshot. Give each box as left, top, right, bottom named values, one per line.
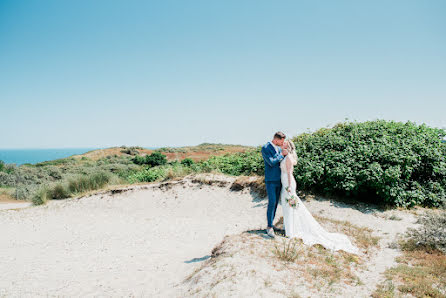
left=266, top=227, right=276, bottom=238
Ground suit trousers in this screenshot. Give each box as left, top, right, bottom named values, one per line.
left=266, top=181, right=282, bottom=228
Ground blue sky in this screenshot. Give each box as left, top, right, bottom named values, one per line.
left=1, top=0, right=445, bottom=148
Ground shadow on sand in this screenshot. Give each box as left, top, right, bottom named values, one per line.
left=184, top=255, right=211, bottom=264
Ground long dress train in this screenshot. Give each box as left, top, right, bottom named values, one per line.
left=280, top=156, right=359, bottom=254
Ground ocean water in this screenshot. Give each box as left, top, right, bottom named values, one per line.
left=0, top=148, right=97, bottom=165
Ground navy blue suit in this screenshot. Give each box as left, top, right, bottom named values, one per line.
left=261, top=142, right=285, bottom=228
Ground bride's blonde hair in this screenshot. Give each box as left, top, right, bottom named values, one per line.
left=286, top=140, right=298, bottom=162
left=286, top=139, right=296, bottom=152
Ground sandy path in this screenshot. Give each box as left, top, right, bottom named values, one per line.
left=0, top=177, right=268, bottom=297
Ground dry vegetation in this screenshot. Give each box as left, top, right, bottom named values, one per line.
left=72, top=144, right=252, bottom=162
left=230, top=175, right=267, bottom=197
left=0, top=186, right=17, bottom=203
left=373, top=211, right=446, bottom=298
left=373, top=250, right=446, bottom=298
left=180, top=215, right=378, bottom=297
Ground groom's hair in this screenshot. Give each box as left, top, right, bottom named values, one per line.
left=273, top=131, right=286, bottom=139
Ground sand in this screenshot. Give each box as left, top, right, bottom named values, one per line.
left=0, top=174, right=419, bottom=297
left=0, top=202, right=32, bottom=211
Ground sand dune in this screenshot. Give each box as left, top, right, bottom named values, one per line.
left=0, top=175, right=418, bottom=297
left=0, top=175, right=267, bottom=296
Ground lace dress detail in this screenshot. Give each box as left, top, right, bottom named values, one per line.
left=280, top=156, right=359, bottom=254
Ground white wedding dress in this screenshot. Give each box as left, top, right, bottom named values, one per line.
left=280, top=155, right=360, bottom=254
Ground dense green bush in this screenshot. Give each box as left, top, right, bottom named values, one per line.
left=128, top=166, right=168, bottom=183
left=132, top=152, right=167, bottom=167
left=198, top=150, right=263, bottom=176
left=292, top=120, right=446, bottom=207
left=146, top=152, right=167, bottom=167
left=0, top=160, right=4, bottom=172
left=181, top=158, right=194, bottom=167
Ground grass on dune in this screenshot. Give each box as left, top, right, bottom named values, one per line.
left=32, top=172, right=113, bottom=205
left=373, top=211, right=446, bottom=298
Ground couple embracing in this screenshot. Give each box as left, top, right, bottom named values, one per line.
left=261, top=132, right=359, bottom=254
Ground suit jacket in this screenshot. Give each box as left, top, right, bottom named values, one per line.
left=261, top=142, right=284, bottom=182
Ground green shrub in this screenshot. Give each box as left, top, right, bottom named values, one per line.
left=166, top=163, right=194, bottom=179
left=32, top=186, right=49, bottom=205
left=132, top=155, right=146, bottom=165
left=128, top=167, right=167, bottom=183
left=146, top=152, right=167, bottom=167
left=50, top=183, right=70, bottom=200
left=132, top=152, right=167, bottom=167
left=180, top=158, right=194, bottom=167
left=198, top=150, right=263, bottom=176
left=0, top=160, right=4, bottom=172
left=292, top=120, right=446, bottom=207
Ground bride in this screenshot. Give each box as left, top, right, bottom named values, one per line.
left=279, top=140, right=360, bottom=255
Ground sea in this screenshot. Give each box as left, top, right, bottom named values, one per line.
left=0, top=148, right=97, bottom=165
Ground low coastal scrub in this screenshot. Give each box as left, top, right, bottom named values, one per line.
left=2, top=120, right=445, bottom=209
left=0, top=155, right=139, bottom=202
left=373, top=211, right=446, bottom=297
left=401, top=211, right=446, bottom=254
left=32, top=172, right=113, bottom=205
left=67, top=172, right=111, bottom=194
left=127, top=151, right=263, bottom=183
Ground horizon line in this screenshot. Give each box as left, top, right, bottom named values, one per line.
left=0, top=143, right=257, bottom=150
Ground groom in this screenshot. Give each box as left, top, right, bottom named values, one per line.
left=261, top=132, right=288, bottom=238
